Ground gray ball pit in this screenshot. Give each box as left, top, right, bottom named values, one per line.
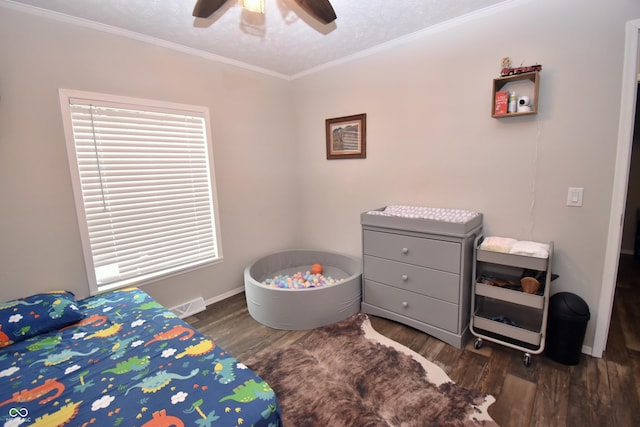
left=244, top=250, right=362, bottom=330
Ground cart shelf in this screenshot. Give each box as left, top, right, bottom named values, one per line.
left=476, top=248, right=548, bottom=271
left=474, top=282, right=544, bottom=309
left=473, top=317, right=541, bottom=347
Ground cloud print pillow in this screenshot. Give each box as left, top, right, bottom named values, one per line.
left=0, top=291, right=85, bottom=347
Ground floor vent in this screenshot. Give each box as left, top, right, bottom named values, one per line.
left=170, top=297, right=206, bottom=319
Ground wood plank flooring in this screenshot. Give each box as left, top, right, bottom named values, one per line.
left=185, top=254, right=640, bottom=427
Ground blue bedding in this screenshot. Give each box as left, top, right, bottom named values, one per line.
left=0, top=288, right=281, bottom=427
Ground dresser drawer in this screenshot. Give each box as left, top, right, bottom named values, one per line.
left=363, top=230, right=460, bottom=273
left=364, top=255, right=459, bottom=303
left=363, top=280, right=459, bottom=333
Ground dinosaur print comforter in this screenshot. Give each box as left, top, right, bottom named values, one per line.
left=0, top=288, right=281, bottom=427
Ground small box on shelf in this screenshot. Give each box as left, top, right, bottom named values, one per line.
left=494, top=91, right=509, bottom=115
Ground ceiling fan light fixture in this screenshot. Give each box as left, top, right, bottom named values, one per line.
left=239, top=0, right=265, bottom=14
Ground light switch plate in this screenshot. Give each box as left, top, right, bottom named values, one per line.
left=567, top=187, right=584, bottom=207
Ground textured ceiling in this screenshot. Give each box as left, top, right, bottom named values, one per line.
left=4, top=0, right=511, bottom=78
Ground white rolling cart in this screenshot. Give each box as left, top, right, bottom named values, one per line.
left=470, top=236, right=553, bottom=366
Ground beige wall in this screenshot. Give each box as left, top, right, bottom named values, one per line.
left=2, top=0, right=640, bottom=351
left=290, top=0, right=640, bottom=351
left=0, top=7, right=298, bottom=307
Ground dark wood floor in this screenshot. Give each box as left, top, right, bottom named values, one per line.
left=185, top=254, right=640, bottom=427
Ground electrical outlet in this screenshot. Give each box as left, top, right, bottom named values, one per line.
left=567, top=187, right=584, bottom=207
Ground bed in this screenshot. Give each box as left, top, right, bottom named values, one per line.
left=0, top=288, right=281, bottom=427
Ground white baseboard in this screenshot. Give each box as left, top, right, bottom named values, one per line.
left=204, top=286, right=244, bottom=307
left=170, top=297, right=206, bottom=318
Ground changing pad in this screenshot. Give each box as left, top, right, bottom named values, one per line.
left=362, top=205, right=483, bottom=237
left=366, top=205, right=480, bottom=223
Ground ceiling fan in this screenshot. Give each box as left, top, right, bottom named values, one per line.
left=192, top=0, right=337, bottom=24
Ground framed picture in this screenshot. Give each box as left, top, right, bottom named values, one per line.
left=325, top=113, right=366, bottom=159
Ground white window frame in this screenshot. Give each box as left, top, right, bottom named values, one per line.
left=59, top=89, right=223, bottom=295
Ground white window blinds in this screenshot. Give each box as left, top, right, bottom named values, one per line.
left=60, top=90, right=221, bottom=293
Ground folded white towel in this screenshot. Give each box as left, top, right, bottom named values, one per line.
left=479, top=236, right=518, bottom=253
left=509, top=240, right=550, bottom=259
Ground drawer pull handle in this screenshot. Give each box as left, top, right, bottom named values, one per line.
left=401, top=275, right=408, bottom=281
left=401, top=247, right=409, bottom=254
left=402, top=301, right=409, bottom=308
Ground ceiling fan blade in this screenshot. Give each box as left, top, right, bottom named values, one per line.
left=192, top=0, right=230, bottom=18
left=294, top=0, right=337, bottom=24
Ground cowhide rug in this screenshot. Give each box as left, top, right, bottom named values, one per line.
left=245, top=313, right=498, bottom=427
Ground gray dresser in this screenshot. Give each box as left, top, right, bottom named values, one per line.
left=361, top=207, right=482, bottom=348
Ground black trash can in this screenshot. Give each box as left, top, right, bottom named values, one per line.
left=545, top=292, right=590, bottom=365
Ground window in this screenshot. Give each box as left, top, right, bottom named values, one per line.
left=59, top=89, right=222, bottom=294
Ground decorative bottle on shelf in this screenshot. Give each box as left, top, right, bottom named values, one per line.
left=508, top=92, right=517, bottom=113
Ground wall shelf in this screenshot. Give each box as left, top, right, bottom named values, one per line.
left=492, top=71, right=540, bottom=118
